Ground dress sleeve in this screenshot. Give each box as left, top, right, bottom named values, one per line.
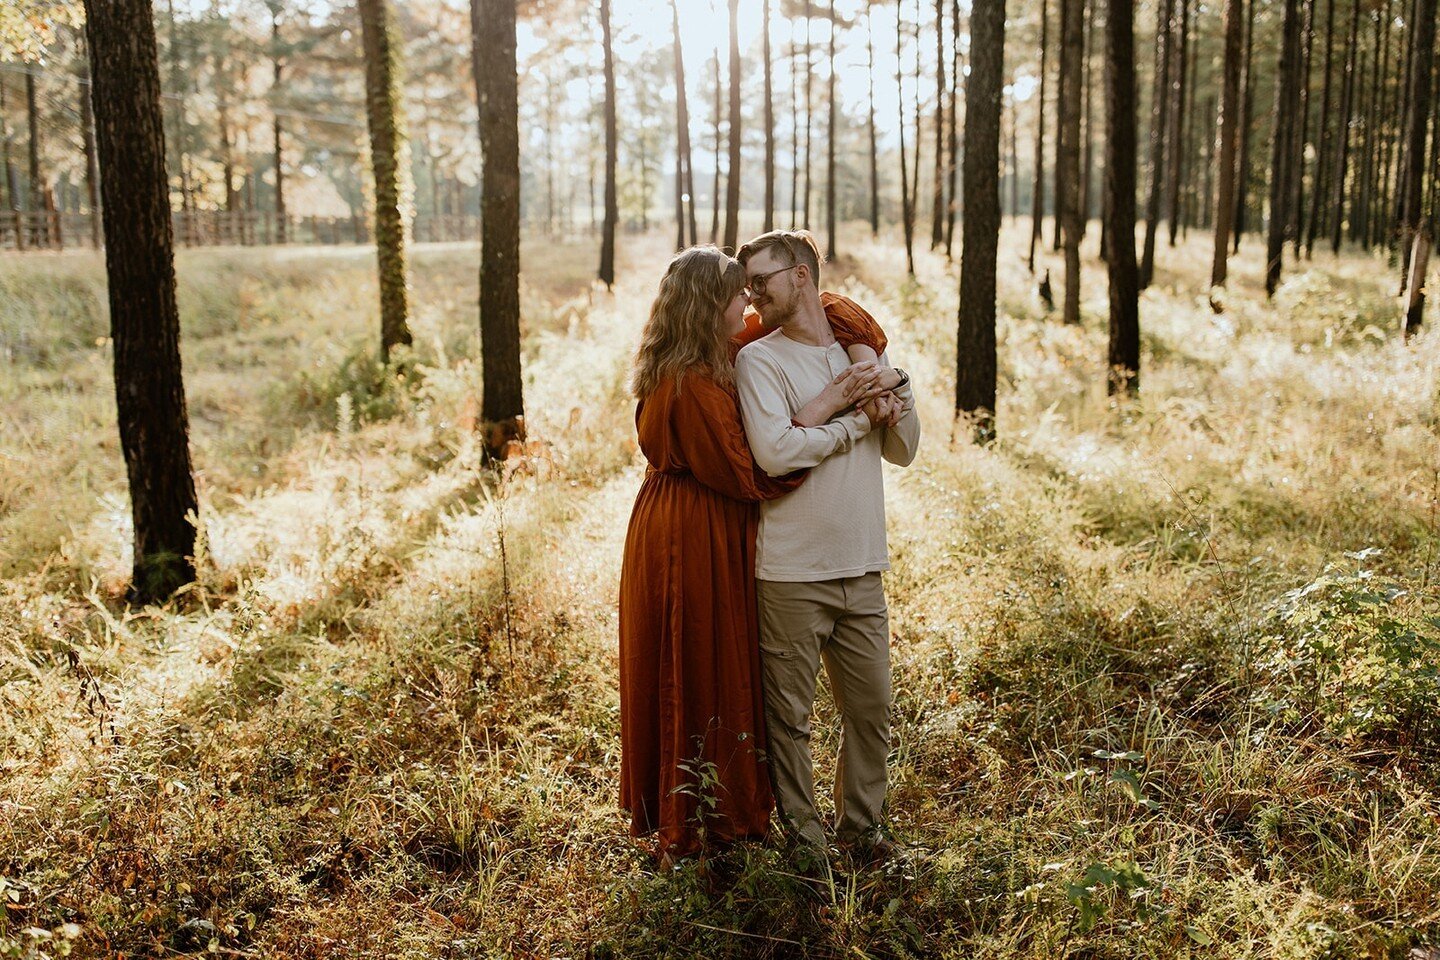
left=671, top=376, right=807, bottom=503
left=823, top=293, right=889, bottom=355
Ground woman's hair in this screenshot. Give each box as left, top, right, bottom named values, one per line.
left=630, top=245, right=747, bottom=399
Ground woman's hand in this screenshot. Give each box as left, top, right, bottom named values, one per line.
left=861, top=392, right=903, bottom=428
left=793, top=363, right=888, bottom=427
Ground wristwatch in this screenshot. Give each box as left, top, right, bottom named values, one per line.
left=891, top=367, right=910, bottom=389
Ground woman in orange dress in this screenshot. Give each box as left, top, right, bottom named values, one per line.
left=617, top=246, right=888, bottom=863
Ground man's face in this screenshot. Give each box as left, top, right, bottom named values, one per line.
left=745, top=249, right=802, bottom=328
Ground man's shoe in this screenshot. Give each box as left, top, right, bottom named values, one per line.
left=845, top=828, right=901, bottom=867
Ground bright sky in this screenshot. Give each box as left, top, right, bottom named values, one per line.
left=514, top=0, right=1031, bottom=154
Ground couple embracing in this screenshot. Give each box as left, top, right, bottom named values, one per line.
left=617, top=230, right=921, bottom=869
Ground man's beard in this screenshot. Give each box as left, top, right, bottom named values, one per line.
left=758, top=289, right=798, bottom=327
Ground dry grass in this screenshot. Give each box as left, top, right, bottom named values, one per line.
left=1, top=222, right=1438, bottom=959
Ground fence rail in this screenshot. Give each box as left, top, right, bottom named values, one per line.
left=0, top=210, right=483, bottom=251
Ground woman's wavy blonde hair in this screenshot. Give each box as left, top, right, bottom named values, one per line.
left=630, top=245, right=747, bottom=400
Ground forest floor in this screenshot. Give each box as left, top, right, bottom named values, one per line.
left=2, top=223, right=1439, bottom=959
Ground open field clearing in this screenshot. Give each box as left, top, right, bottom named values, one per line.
left=2, top=223, right=1439, bottom=958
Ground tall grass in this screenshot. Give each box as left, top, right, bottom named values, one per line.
left=1, top=226, right=1437, bottom=958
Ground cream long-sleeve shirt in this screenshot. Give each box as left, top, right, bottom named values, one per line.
left=735, top=329, right=921, bottom=582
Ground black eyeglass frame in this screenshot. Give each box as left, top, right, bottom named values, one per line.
left=745, top=263, right=800, bottom=298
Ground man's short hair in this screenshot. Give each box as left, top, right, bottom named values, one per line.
left=736, top=230, right=823, bottom=288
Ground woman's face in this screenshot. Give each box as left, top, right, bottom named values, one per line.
left=722, top=287, right=751, bottom=338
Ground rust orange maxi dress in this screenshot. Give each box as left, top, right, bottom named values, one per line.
left=618, top=294, right=888, bottom=860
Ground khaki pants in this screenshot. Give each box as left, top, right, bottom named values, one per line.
left=757, top=572, right=891, bottom=847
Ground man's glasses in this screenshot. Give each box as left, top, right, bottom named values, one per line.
left=745, top=264, right=799, bottom=298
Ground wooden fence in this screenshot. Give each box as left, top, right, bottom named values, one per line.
left=0, top=210, right=484, bottom=251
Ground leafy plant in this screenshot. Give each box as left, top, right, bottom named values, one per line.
left=1257, top=561, right=1440, bottom=745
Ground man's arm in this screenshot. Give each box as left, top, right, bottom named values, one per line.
left=876, top=352, right=921, bottom=467
left=736, top=347, right=872, bottom=477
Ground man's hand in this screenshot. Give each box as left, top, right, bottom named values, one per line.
left=860, top=391, right=903, bottom=428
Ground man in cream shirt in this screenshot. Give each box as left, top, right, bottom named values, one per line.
left=733, top=230, right=921, bottom=860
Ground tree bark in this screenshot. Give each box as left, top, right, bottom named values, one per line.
left=83, top=0, right=199, bottom=600
left=931, top=0, right=948, bottom=248
left=1354, top=10, right=1381, bottom=248
left=1060, top=0, right=1084, bottom=324
left=1397, top=0, right=1437, bottom=315
left=1331, top=0, right=1360, bottom=253
left=270, top=5, right=287, bottom=244
left=826, top=0, right=838, bottom=259
left=79, top=52, right=102, bottom=248
left=1305, top=0, right=1337, bottom=255
left=712, top=51, right=722, bottom=243
left=804, top=3, right=814, bottom=229
left=475, top=0, right=526, bottom=432
left=1290, top=0, right=1315, bottom=252
left=1234, top=0, right=1256, bottom=250
left=599, top=0, right=618, bottom=285
left=946, top=0, right=963, bottom=254
left=1080, top=0, right=1095, bottom=236
left=25, top=69, right=41, bottom=214
left=868, top=2, right=880, bottom=237
left=1030, top=0, right=1049, bottom=272
left=763, top=0, right=775, bottom=233
left=791, top=25, right=800, bottom=228
left=0, top=78, right=16, bottom=214
left=671, top=0, right=696, bottom=249
left=723, top=0, right=742, bottom=251
left=1140, top=0, right=1173, bottom=287
left=1105, top=0, right=1139, bottom=396
left=1372, top=4, right=1396, bottom=250
left=1266, top=0, right=1305, bottom=296
left=958, top=0, right=1005, bottom=441
left=1211, top=0, right=1244, bottom=287
left=360, top=0, right=412, bottom=362
left=1164, top=0, right=1188, bottom=246
left=897, top=6, right=916, bottom=274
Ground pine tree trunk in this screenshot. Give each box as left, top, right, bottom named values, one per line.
left=671, top=0, right=696, bottom=249
left=931, top=0, right=948, bottom=248
left=1372, top=5, right=1396, bottom=250
left=79, top=54, right=102, bottom=248
left=1105, top=0, right=1140, bottom=395
left=83, top=0, right=199, bottom=600
left=360, top=0, right=412, bottom=362
left=0, top=78, right=16, bottom=214
left=826, top=0, right=838, bottom=259
left=25, top=69, right=41, bottom=215
left=910, top=1, right=923, bottom=223
left=1140, top=0, right=1173, bottom=287
left=713, top=52, right=722, bottom=242
left=945, top=0, right=963, bottom=254
left=1354, top=11, right=1381, bottom=248
left=791, top=25, right=800, bottom=227
left=1266, top=0, right=1305, bottom=295
left=723, top=0, right=742, bottom=251
left=1290, top=0, right=1315, bottom=252
left=599, top=0, right=618, bottom=284
left=1211, top=0, right=1244, bottom=287
left=1164, top=0, right=1188, bottom=245
left=763, top=0, right=775, bottom=232
left=1331, top=0, right=1360, bottom=253
left=958, top=0, right=1005, bottom=441
left=1030, top=0, right=1049, bottom=272
left=1080, top=0, right=1095, bottom=236
left=868, top=3, right=880, bottom=237
left=475, top=0, right=526, bottom=433
left=897, top=7, right=916, bottom=274
left=1010, top=91, right=1020, bottom=219
left=271, top=6, right=287, bottom=244
left=804, top=3, right=814, bottom=229
left=1305, top=0, right=1337, bottom=255
left=1060, top=0, right=1084, bottom=324
left=1397, top=0, right=1437, bottom=311
left=1234, top=0, right=1256, bottom=251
